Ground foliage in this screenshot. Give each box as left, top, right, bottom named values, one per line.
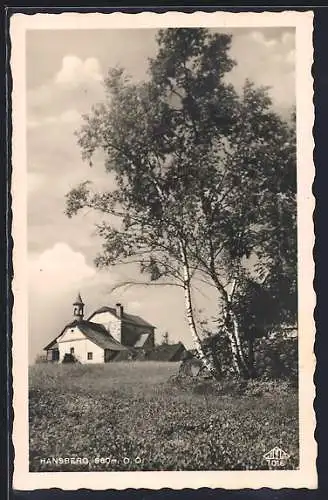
left=29, top=362, right=298, bottom=472
left=253, top=108, right=297, bottom=326
left=253, top=337, right=298, bottom=382
left=65, top=28, right=297, bottom=377
left=231, top=278, right=281, bottom=340
left=200, top=331, right=298, bottom=380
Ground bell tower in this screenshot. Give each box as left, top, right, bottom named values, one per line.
left=73, top=292, right=84, bottom=320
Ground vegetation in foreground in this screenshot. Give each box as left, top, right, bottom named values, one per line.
left=29, top=362, right=298, bottom=472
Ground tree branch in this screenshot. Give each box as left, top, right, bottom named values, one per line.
left=108, top=280, right=184, bottom=293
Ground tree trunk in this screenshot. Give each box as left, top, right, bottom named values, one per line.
left=247, top=337, right=256, bottom=378
left=180, top=244, right=219, bottom=379
left=229, top=308, right=250, bottom=377
left=222, top=303, right=250, bottom=378
left=209, top=275, right=249, bottom=378
left=223, top=321, right=242, bottom=375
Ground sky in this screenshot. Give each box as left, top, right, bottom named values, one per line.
left=26, top=27, right=295, bottom=362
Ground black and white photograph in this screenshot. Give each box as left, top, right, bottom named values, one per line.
left=11, top=11, right=316, bottom=490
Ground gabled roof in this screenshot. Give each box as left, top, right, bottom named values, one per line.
left=87, top=306, right=155, bottom=328
left=44, top=320, right=128, bottom=352
left=78, top=321, right=128, bottom=351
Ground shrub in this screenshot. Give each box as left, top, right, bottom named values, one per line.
left=207, top=334, right=298, bottom=381
left=34, top=354, right=47, bottom=364
left=253, top=337, right=298, bottom=381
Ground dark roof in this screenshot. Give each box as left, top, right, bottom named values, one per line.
left=78, top=321, right=128, bottom=351
left=44, top=320, right=128, bottom=352
left=143, top=343, right=186, bottom=362
left=44, top=339, right=59, bottom=350
left=87, top=306, right=155, bottom=328
left=112, top=343, right=187, bottom=362
left=120, top=322, right=141, bottom=345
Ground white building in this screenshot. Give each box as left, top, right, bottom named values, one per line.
left=44, top=293, right=155, bottom=364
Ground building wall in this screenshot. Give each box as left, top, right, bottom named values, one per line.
left=89, top=311, right=122, bottom=342
left=57, top=326, right=104, bottom=364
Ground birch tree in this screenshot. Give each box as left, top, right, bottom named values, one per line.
left=66, top=29, right=296, bottom=378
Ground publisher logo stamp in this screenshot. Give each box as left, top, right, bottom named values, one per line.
left=263, top=447, right=290, bottom=468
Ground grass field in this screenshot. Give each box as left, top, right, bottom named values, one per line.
left=29, top=362, right=299, bottom=472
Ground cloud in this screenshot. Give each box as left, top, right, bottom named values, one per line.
left=250, top=31, right=278, bottom=48
left=28, top=243, right=96, bottom=361
left=27, top=119, right=42, bottom=129
left=286, top=49, right=295, bottom=66
left=28, top=172, right=44, bottom=193
left=61, top=109, right=82, bottom=123
left=27, top=108, right=82, bottom=129
left=281, top=32, right=294, bottom=47
left=127, top=300, right=141, bottom=311
left=225, top=29, right=295, bottom=111
left=27, top=55, right=105, bottom=131
left=55, top=55, right=102, bottom=86
left=29, top=242, right=96, bottom=292
left=28, top=243, right=125, bottom=305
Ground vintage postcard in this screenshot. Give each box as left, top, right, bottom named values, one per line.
left=11, top=10, right=316, bottom=490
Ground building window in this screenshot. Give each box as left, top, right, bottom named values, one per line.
left=87, top=352, right=93, bottom=360
left=70, top=347, right=74, bottom=354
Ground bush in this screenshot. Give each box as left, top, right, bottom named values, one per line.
left=253, top=337, right=298, bottom=381
left=207, top=334, right=298, bottom=381
left=35, top=354, right=47, bottom=364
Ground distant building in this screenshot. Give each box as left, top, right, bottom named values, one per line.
left=138, top=342, right=187, bottom=362
left=111, top=342, right=187, bottom=363
left=44, top=294, right=156, bottom=364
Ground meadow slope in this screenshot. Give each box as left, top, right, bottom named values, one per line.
left=29, top=362, right=298, bottom=472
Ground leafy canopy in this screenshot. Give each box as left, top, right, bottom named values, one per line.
left=66, top=28, right=296, bottom=326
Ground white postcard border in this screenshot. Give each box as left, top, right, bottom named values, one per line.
left=10, top=10, right=316, bottom=491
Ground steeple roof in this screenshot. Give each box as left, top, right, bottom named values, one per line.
left=73, top=292, right=84, bottom=305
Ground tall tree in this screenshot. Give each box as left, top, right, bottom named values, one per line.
left=66, top=28, right=296, bottom=379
